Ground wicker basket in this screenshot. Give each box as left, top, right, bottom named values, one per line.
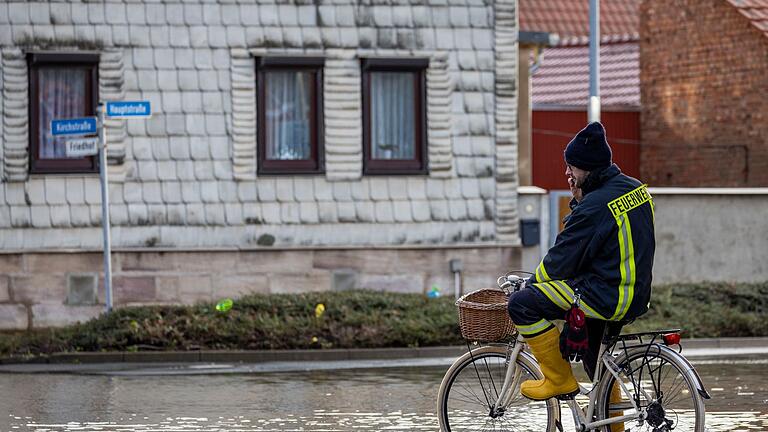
left=456, top=288, right=516, bottom=342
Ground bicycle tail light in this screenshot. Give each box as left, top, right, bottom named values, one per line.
left=663, top=333, right=681, bottom=346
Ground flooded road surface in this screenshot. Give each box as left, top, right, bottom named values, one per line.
left=1, top=357, right=765, bottom=431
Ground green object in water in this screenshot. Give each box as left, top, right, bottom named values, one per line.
left=216, top=298, right=233, bottom=312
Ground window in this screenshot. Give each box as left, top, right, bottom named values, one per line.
left=362, top=58, right=428, bottom=175
left=28, top=53, right=99, bottom=174
left=257, top=57, right=324, bottom=174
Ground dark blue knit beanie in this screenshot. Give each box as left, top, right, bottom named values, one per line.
left=564, top=122, right=612, bottom=171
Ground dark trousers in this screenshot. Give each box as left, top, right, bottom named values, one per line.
left=508, top=286, right=610, bottom=381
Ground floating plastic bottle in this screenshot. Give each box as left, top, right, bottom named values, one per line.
left=216, top=298, right=233, bottom=312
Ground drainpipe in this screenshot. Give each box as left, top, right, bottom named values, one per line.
left=529, top=45, right=544, bottom=75
left=450, top=259, right=463, bottom=299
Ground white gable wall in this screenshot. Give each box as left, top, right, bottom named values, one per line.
left=0, top=0, right=519, bottom=251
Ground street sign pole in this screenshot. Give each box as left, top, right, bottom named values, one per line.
left=97, top=104, right=114, bottom=313
left=94, top=100, right=150, bottom=313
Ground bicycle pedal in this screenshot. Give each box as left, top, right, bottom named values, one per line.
left=554, top=389, right=581, bottom=401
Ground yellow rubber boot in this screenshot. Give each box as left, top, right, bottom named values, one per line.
left=520, top=327, right=580, bottom=401
left=609, top=381, right=624, bottom=432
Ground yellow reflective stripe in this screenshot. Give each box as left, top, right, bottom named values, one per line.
left=647, top=188, right=655, bottom=221
left=539, top=263, right=551, bottom=282
left=615, top=214, right=627, bottom=319
left=535, top=261, right=551, bottom=283
left=612, top=214, right=636, bottom=320
left=623, top=216, right=636, bottom=320
left=533, top=280, right=608, bottom=320
left=552, top=280, right=608, bottom=320
left=516, top=318, right=553, bottom=336
left=549, top=280, right=574, bottom=302
left=533, top=282, right=570, bottom=310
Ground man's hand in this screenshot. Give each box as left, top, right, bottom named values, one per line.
left=569, top=177, right=583, bottom=203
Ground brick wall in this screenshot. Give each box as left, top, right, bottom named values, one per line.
left=0, top=247, right=520, bottom=329
left=640, top=0, right=768, bottom=186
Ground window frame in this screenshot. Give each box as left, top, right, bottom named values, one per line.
left=362, top=58, right=429, bottom=176
left=28, top=52, right=100, bottom=175
left=256, top=56, right=325, bottom=175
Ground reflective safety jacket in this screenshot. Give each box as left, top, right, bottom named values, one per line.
left=528, top=164, right=655, bottom=321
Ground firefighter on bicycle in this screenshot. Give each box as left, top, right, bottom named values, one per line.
left=507, top=122, right=656, bottom=431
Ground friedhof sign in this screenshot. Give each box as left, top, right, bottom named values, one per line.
left=65, top=137, right=100, bottom=157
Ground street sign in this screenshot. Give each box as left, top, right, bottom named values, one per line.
left=51, top=117, right=97, bottom=136
left=106, top=101, right=151, bottom=118
left=65, top=137, right=99, bottom=157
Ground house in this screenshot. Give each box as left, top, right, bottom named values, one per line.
left=640, top=0, right=768, bottom=187
left=0, top=0, right=524, bottom=329
left=521, top=0, right=768, bottom=284
left=518, top=0, right=641, bottom=190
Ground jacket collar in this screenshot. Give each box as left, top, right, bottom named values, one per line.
left=581, top=164, right=621, bottom=196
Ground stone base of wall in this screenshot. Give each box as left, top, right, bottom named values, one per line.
left=0, top=246, right=520, bottom=329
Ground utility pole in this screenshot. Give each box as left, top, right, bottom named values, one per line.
left=588, top=0, right=601, bottom=123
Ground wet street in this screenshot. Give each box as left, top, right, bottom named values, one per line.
left=1, top=356, right=766, bottom=431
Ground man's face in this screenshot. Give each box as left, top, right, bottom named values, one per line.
left=565, top=163, right=589, bottom=189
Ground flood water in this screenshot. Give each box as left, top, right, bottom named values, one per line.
left=0, top=357, right=766, bottom=431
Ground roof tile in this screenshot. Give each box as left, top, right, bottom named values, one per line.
left=727, top=0, right=768, bottom=39
left=520, top=0, right=639, bottom=43
left=531, top=42, right=639, bottom=108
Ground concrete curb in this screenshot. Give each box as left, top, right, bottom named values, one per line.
left=0, top=346, right=469, bottom=365
left=2, top=337, right=768, bottom=366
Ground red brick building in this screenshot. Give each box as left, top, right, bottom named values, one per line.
left=640, top=0, right=768, bottom=186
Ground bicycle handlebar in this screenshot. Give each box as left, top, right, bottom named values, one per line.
left=497, top=274, right=525, bottom=295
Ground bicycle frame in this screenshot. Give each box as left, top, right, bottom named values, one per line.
left=491, top=335, right=527, bottom=411
left=491, top=334, right=641, bottom=432
left=562, top=338, right=642, bottom=432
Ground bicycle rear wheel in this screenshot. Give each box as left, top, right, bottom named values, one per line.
left=437, top=345, right=560, bottom=432
left=596, top=345, right=706, bottom=432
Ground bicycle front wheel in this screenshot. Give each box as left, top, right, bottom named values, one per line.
left=437, top=345, right=560, bottom=432
left=596, top=345, right=706, bottom=432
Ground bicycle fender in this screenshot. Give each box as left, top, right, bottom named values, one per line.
left=516, top=349, right=542, bottom=376
left=672, top=346, right=711, bottom=400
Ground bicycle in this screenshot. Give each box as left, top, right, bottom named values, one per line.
left=436, top=274, right=710, bottom=431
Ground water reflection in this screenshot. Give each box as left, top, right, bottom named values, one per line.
left=1, top=361, right=766, bottom=431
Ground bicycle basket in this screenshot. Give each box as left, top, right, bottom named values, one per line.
left=455, top=288, right=515, bottom=342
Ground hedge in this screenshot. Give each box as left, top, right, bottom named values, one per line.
left=0, top=283, right=765, bottom=358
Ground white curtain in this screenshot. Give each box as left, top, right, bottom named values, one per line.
left=371, top=72, right=415, bottom=160
left=39, top=67, right=87, bottom=159
left=265, top=71, right=312, bottom=160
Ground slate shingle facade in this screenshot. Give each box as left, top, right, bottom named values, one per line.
left=0, top=0, right=520, bottom=328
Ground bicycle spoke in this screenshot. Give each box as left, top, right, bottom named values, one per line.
left=481, top=356, right=501, bottom=401
left=456, top=380, right=492, bottom=407
left=663, top=377, right=688, bottom=405
left=442, top=350, right=556, bottom=432
left=605, top=347, right=702, bottom=432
